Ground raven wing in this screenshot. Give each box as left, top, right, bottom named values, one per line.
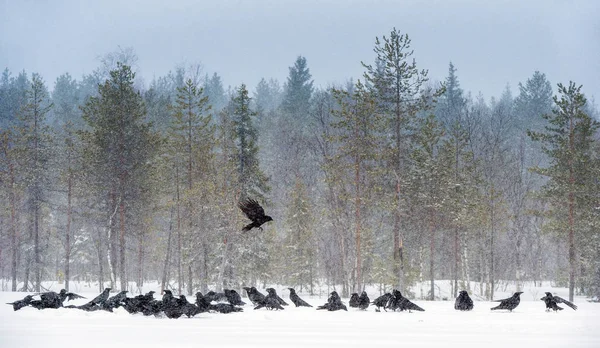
left=66, top=292, right=86, bottom=301
left=238, top=199, right=265, bottom=221
left=554, top=296, right=577, bottom=310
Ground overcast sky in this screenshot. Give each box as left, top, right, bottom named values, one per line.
left=1, top=0, right=599, bottom=101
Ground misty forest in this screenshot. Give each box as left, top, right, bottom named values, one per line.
left=1, top=28, right=599, bottom=303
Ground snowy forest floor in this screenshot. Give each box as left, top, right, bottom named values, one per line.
left=0, top=281, right=598, bottom=348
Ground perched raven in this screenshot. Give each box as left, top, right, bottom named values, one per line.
left=195, top=292, right=212, bottom=312
left=72, top=288, right=112, bottom=312
left=162, top=290, right=184, bottom=319
left=316, top=291, right=347, bottom=311
left=288, top=288, right=312, bottom=307
left=6, top=295, right=34, bottom=311
left=103, top=290, right=128, bottom=312
left=349, top=293, right=360, bottom=308
left=238, top=198, right=273, bottom=232
left=372, top=293, right=392, bottom=312
left=123, top=291, right=156, bottom=315
left=491, top=292, right=523, bottom=312
left=254, top=288, right=285, bottom=310
left=357, top=291, right=370, bottom=310
left=58, top=289, right=86, bottom=303
left=179, top=295, right=202, bottom=318
left=204, top=290, right=227, bottom=302
left=388, top=290, right=424, bottom=312
left=540, top=292, right=577, bottom=312
left=243, top=286, right=266, bottom=306
left=454, top=290, right=474, bottom=311
left=224, top=289, right=246, bottom=306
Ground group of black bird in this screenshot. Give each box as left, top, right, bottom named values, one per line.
left=453, top=290, right=577, bottom=312
left=6, top=287, right=578, bottom=317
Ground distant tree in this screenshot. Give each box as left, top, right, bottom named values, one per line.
left=362, top=28, right=439, bottom=291
left=254, top=78, right=282, bottom=114
left=528, top=82, right=600, bottom=301
left=80, top=63, right=157, bottom=291
left=230, top=84, right=269, bottom=200
left=51, top=73, right=82, bottom=130
left=16, top=73, right=53, bottom=292
left=204, top=72, right=227, bottom=112
left=282, top=56, right=313, bottom=118
left=0, top=69, right=29, bottom=129
left=330, top=81, right=383, bottom=292
left=515, top=71, right=553, bottom=130
left=168, top=77, right=214, bottom=294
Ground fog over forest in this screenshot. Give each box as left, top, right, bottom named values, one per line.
left=0, top=0, right=599, bottom=303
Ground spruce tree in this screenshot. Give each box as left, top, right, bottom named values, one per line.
left=282, top=56, right=313, bottom=118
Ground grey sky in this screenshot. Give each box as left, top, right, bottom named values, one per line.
left=1, top=0, right=599, bottom=101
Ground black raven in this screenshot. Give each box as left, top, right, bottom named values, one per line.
left=204, top=290, right=227, bottom=302
left=6, top=295, right=34, bottom=311
left=179, top=295, right=202, bottom=318
left=195, top=292, right=212, bottom=312
left=103, top=290, right=128, bottom=311
left=491, top=291, right=523, bottom=312
left=162, top=290, right=184, bottom=319
left=123, top=291, right=156, bottom=315
left=238, top=198, right=273, bottom=232
left=243, top=286, right=266, bottom=306
left=224, top=289, right=246, bottom=306
left=254, top=288, right=285, bottom=310
left=455, top=290, right=474, bottom=311
left=288, top=288, right=312, bottom=307
left=372, top=293, right=392, bottom=312
left=540, top=292, right=577, bottom=312
left=316, top=291, right=347, bottom=311
left=388, top=290, right=424, bottom=312
left=349, top=293, right=360, bottom=308
left=357, top=291, right=370, bottom=310
left=72, top=288, right=112, bottom=312
left=58, top=289, right=86, bottom=303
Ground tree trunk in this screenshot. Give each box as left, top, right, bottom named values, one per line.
left=161, top=206, right=174, bottom=294
left=65, top=166, right=72, bottom=291
left=354, top=157, right=362, bottom=292
left=119, top=199, right=126, bottom=291
left=429, top=211, right=435, bottom=301
left=568, top=114, right=576, bottom=302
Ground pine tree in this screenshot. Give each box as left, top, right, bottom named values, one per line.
left=528, top=82, right=600, bottom=301
left=17, top=73, right=53, bottom=292
left=80, top=63, right=157, bottom=291
left=362, top=28, right=440, bottom=291
left=168, top=77, right=214, bottom=294
left=330, top=80, right=382, bottom=292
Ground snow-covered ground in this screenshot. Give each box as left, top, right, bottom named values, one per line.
left=1, top=282, right=598, bottom=348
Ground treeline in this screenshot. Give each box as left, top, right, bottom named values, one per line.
left=0, top=29, right=599, bottom=302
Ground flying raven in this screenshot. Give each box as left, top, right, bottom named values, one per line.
left=288, top=288, right=312, bottom=307
left=454, top=290, right=474, bottom=311
left=238, top=198, right=273, bottom=232
left=491, top=292, right=523, bottom=312
left=540, top=292, right=577, bottom=312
